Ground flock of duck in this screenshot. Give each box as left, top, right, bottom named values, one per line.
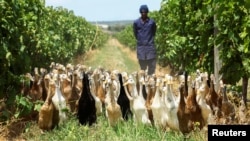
left=20, top=62, right=250, bottom=136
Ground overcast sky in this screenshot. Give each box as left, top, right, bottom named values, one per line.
left=45, top=0, right=162, bottom=21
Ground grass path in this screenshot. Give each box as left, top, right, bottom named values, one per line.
left=73, top=37, right=170, bottom=74
left=74, top=37, right=140, bottom=74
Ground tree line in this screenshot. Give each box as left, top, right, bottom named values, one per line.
left=0, top=0, right=108, bottom=99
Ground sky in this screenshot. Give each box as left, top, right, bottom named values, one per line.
left=45, top=0, right=162, bottom=22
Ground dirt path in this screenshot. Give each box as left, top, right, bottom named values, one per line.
left=74, top=37, right=170, bottom=75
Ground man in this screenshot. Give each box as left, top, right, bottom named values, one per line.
left=133, top=4, right=157, bottom=75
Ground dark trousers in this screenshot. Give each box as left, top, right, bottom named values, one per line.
left=138, top=58, right=156, bottom=75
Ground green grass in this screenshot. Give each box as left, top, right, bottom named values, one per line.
left=21, top=114, right=207, bottom=141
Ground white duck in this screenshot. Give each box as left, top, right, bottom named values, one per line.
left=195, top=72, right=211, bottom=125
left=89, top=74, right=103, bottom=116
left=123, top=72, right=151, bottom=125
left=51, top=73, right=68, bottom=124
left=151, top=76, right=164, bottom=128
left=162, top=74, right=179, bottom=131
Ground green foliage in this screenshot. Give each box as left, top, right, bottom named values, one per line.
left=215, top=0, right=250, bottom=84
left=156, top=0, right=250, bottom=84
left=0, top=0, right=108, bottom=106
left=33, top=100, right=44, bottom=112
left=154, top=0, right=215, bottom=73
left=114, top=25, right=136, bottom=49
left=14, top=95, right=33, bottom=118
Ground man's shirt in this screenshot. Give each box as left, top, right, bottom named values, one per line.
left=133, top=17, right=157, bottom=60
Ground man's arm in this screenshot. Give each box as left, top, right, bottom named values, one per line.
left=133, top=22, right=138, bottom=40
left=152, top=21, right=156, bottom=37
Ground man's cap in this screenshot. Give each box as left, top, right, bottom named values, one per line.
left=139, top=5, right=149, bottom=13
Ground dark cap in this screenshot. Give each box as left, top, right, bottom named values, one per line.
left=139, top=5, right=149, bottom=13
